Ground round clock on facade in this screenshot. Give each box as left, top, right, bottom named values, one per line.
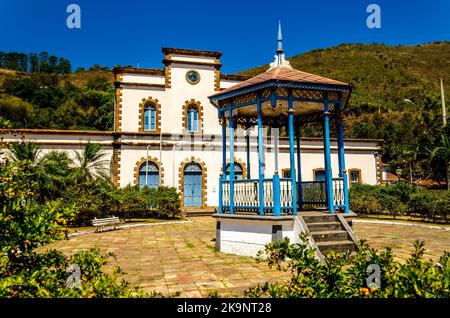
left=186, top=70, right=200, bottom=85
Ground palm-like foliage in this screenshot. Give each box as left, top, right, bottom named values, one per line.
left=8, top=141, right=42, bottom=165
left=430, top=134, right=450, bottom=190
left=38, top=151, right=73, bottom=201
left=70, top=142, right=110, bottom=184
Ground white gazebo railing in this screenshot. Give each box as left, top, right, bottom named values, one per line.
left=221, top=177, right=345, bottom=213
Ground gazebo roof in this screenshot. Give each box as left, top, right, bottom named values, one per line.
left=210, top=65, right=350, bottom=99
left=209, top=23, right=353, bottom=124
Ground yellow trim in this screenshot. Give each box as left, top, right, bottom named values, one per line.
left=221, top=157, right=247, bottom=180
left=348, top=168, right=362, bottom=185
left=182, top=99, right=204, bottom=134
left=178, top=157, right=207, bottom=208
left=281, top=168, right=291, bottom=178
left=138, top=97, right=162, bottom=134
left=134, top=156, right=164, bottom=187
left=313, top=168, right=325, bottom=181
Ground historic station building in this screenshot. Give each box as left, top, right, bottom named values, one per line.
left=1, top=32, right=383, bottom=213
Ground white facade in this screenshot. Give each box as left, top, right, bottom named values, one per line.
left=1, top=47, right=383, bottom=209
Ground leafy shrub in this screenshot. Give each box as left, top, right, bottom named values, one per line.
left=0, top=159, right=152, bottom=298
left=0, top=248, right=146, bottom=298
left=350, top=183, right=449, bottom=222
left=148, top=186, right=181, bottom=219
left=245, top=233, right=450, bottom=298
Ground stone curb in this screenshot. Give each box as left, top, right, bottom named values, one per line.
left=352, top=219, right=449, bottom=231
left=67, top=220, right=193, bottom=238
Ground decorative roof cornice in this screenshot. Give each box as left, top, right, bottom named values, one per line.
left=162, top=47, right=222, bottom=58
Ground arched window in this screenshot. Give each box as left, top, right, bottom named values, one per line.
left=139, top=161, right=159, bottom=189
left=143, top=103, right=156, bottom=131
left=187, top=104, right=198, bottom=132
left=226, top=163, right=243, bottom=180
left=313, top=169, right=326, bottom=182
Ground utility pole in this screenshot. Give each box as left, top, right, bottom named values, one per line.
left=441, top=78, right=447, bottom=127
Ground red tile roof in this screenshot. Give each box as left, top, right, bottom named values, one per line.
left=210, top=66, right=350, bottom=98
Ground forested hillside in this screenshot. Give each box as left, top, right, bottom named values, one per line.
left=239, top=42, right=450, bottom=184
left=0, top=42, right=449, bottom=183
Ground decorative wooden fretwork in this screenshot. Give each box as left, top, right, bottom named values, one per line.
left=292, top=89, right=324, bottom=100
left=328, top=91, right=339, bottom=101
left=276, top=87, right=288, bottom=97
left=261, top=89, right=271, bottom=98
left=233, top=92, right=257, bottom=105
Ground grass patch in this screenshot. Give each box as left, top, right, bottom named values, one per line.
left=186, top=242, right=195, bottom=250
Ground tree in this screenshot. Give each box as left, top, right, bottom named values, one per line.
left=58, top=57, right=71, bottom=74
left=0, top=95, right=35, bottom=128
left=430, top=134, right=450, bottom=190
left=70, top=142, right=110, bottom=184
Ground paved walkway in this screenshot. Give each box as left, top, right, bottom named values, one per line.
left=47, top=217, right=289, bottom=297
left=44, top=217, right=450, bottom=297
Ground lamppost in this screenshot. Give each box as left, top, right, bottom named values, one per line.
left=145, top=145, right=150, bottom=188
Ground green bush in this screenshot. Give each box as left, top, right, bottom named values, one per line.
left=148, top=186, right=181, bottom=219
left=67, top=182, right=181, bottom=225
left=349, top=183, right=449, bottom=222
left=245, top=233, right=450, bottom=298
left=0, top=159, right=152, bottom=298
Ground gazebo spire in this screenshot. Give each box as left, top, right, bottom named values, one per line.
left=269, top=21, right=292, bottom=71
left=277, top=20, right=283, bottom=54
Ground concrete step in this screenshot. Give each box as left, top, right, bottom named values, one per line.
left=316, top=240, right=356, bottom=255
left=307, top=221, right=343, bottom=232
left=302, top=214, right=337, bottom=223
left=311, top=230, right=349, bottom=242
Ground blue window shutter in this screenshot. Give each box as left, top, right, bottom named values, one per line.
left=187, top=111, right=192, bottom=131
left=144, top=108, right=149, bottom=131
left=150, top=109, right=156, bottom=130
left=193, top=111, right=198, bottom=131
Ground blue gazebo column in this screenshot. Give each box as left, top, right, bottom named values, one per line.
left=323, top=94, right=335, bottom=213
left=218, top=117, right=227, bottom=214
left=273, top=127, right=281, bottom=216
left=337, top=94, right=350, bottom=213
left=228, top=114, right=235, bottom=214
left=245, top=128, right=251, bottom=179
left=257, top=95, right=265, bottom=216
left=288, top=91, right=297, bottom=216
left=295, top=120, right=303, bottom=210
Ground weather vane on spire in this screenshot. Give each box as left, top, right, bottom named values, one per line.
left=269, top=21, right=292, bottom=70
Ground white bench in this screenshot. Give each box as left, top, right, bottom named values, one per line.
left=91, top=216, right=121, bottom=232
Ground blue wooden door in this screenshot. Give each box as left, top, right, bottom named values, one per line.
left=183, top=163, right=202, bottom=207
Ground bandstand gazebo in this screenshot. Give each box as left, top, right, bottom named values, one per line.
left=208, top=26, right=355, bottom=257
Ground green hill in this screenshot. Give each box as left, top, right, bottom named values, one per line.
left=239, top=42, right=450, bottom=182
left=0, top=42, right=449, bottom=183
left=238, top=42, right=450, bottom=113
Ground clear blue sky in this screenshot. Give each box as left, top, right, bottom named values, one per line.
left=0, top=0, right=449, bottom=73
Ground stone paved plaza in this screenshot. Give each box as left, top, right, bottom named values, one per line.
left=44, top=217, right=450, bottom=297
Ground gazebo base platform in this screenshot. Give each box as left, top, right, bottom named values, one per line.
left=212, top=211, right=357, bottom=260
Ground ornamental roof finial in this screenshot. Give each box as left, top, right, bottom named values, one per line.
left=268, top=21, right=292, bottom=71
left=277, top=20, right=283, bottom=54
